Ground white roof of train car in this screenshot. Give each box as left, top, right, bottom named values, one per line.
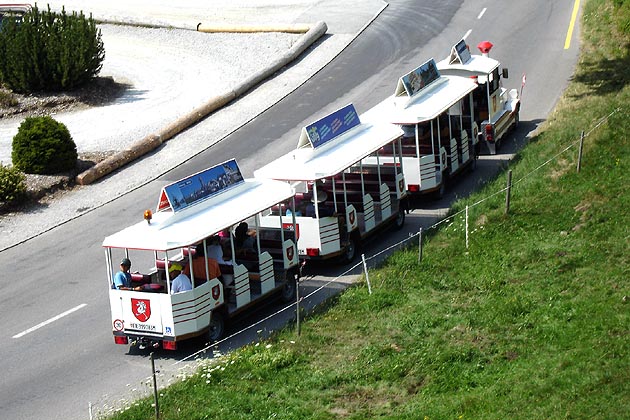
left=362, top=75, right=477, bottom=125
left=437, top=54, right=499, bottom=76
left=102, top=178, right=294, bottom=251
left=253, top=122, right=403, bottom=182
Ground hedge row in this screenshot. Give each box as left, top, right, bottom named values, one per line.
left=0, top=4, right=105, bottom=92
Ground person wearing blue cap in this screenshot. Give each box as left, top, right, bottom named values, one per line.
left=113, top=258, right=141, bottom=291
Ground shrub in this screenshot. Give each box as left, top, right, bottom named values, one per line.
left=0, top=88, right=17, bottom=107
left=0, top=4, right=105, bottom=93
left=0, top=163, right=26, bottom=204
left=12, top=116, right=77, bottom=174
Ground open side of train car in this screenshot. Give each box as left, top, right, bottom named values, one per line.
left=254, top=104, right=407, bottom=264
left=362, top=58, right=479, bottom=202
left=103, top=160, right=300, bottom=349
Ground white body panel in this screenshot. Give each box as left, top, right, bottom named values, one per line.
left=104, top=169, right=299, bottom=347
left=255, top=107, right=407, bottom=260
left=437, top=49, right=521, bottom=155
left=362, top=71, right=478, bottom=196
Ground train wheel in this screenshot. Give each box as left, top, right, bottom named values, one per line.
left=340, top=236, right=358, bottom=264
left=393, top=208, right=406, bottom=230
left=470, top=154, right=478, bottom=172
left=435, top=172, right=449, bottom=199
left=208, top=311, right=225, bottom=342
left=281, top=275, right=297, bottom=302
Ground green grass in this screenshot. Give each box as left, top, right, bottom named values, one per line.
left=106, top=0, right=630, bottom=418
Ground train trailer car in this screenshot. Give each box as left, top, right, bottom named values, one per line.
left=437, top=38, right=521, bottom=154
left=103, top=159, right=300, bottom=350
left=362, top=58, right=479, bottom=200
left=254, top=104, right=407, bottom=263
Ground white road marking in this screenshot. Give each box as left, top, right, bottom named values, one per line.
left=463, top=29, right=472, bottom=40
left=477, top=7, right=487, bottom=19
left=13, top=303, right=88, bottom=338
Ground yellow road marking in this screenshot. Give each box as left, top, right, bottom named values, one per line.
left=565, top=0, right=581, bottom=49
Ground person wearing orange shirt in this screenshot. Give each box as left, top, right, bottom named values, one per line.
left=184, top=244, right=221, bottom=282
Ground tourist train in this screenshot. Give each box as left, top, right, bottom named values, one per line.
left=103, top=40, right=520, bottom=349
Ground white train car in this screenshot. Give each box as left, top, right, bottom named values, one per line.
left=362, top=58, right=478, bottom=199
left=437, top=39, right=521, bottom=154
left=254, top=104, right=407, bottom=263
left=103, top=160, right=300, bottom=349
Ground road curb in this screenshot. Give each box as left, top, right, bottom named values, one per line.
left=196, top=23, right=311, bottom=33
left=76, top=20, right=328, bottom=186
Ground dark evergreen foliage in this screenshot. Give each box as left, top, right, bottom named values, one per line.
left=0, top=4, right=104, bottom=92
left=12, top=116, right=78, bottom=174
left=0, top=163, right=26, bottom=204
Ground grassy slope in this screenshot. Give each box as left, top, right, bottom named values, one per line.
left=110, top=0, right=630, bottom=419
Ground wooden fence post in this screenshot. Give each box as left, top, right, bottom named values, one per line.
left=418, top=227, right=423, bottom=263
left=505, top=170, right=513, bottom=215
left=296, top=277, right=301, bottom=336
left=151, top=352, right=160, bottom=420
left=362, top=254, right=372, bottom=294
left=465, top=205, right=469, bottom=249
left=577, top=131, right=585, bottom=173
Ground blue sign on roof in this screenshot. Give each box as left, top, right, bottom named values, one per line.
left=158, top=159, right=244, bottom=212
left=454, top=39, right=472, bottom=64
left=304, top=104, right=360, bottom=148
left=400, top=59, right=441, bottom=97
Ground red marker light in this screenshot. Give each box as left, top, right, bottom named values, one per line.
left=477, top=41, right=493, bottom=55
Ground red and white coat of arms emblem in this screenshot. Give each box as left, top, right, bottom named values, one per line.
left=131, top=298, right=151, bottom=322
left=212, top=285, right=221, bottom=300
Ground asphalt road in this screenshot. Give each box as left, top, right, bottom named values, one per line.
left=0, top=1, right=580, bottom=419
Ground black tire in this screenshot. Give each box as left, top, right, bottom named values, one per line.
left=281, top=272, right=297, bottom=303
left=393, top=207, right=405, bottom=230
left=208, top=311, right=225, bottom=342
left=469, top=154, right=478, bottom=172
left=435, top=172, right=449, bottom=199
left=340, top=236, right=358, bottom=264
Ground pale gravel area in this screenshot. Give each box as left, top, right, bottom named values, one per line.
left=0, top=0, right=387, bottom=250
left=0, top=27, right=301, bottom=159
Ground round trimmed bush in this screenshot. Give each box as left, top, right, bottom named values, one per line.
left=0, top=163, right=26, bottom=204
left=12, top=116, right=77, bottom=174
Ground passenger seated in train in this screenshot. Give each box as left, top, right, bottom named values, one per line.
left=305, top=189, right=334, bottom=217
left=183, top=244, right=221, bottom=284
left=169, top=263, right=192, bottom=294
left=206, top=235, right=233, bottom=266
left=235, top=222, right=257, bottom=254
left=234, top=222, right=259, bottom=271
left=285, top=196, right=304, bottom=217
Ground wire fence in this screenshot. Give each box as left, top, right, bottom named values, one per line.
left=177, top=108, right=620, bottom=362
left=90, top=108, right=619, bottom=419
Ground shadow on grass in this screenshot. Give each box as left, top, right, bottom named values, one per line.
left=571, top=53, right=630, bottom=99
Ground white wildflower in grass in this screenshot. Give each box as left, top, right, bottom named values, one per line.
left=266, top=344, right=272, bottom=349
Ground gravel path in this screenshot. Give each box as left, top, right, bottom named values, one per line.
left=0, top=26, right=301, bottom=160
left=0, top=0, right=386, bottom=250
